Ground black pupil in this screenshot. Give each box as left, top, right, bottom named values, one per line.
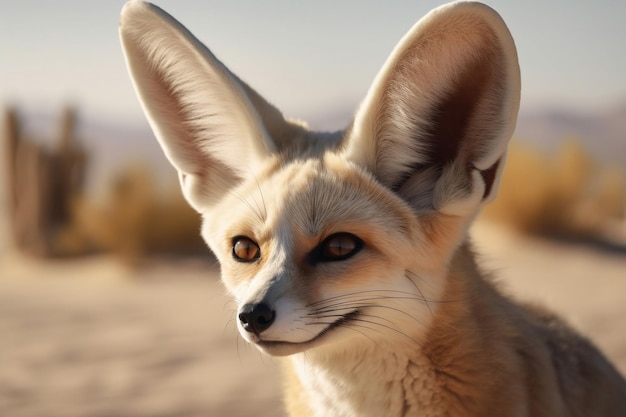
left=326, top=236, right=356, bottom=257
left=234, top=238, right=258, bottom=260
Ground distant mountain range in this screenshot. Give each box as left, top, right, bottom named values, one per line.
left=4, top=101, right=625, bottom=197
left=514, top=102, right=626, bottom=169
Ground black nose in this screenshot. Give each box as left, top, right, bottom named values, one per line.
left=238, top=303, right=276, bottom=334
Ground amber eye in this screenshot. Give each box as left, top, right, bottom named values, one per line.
left=232, top=237, right=260, bottom=262
left=312, top=232, right=363, bottom=263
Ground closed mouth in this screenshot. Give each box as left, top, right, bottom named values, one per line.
left=256, top=310, right=360, bottom=356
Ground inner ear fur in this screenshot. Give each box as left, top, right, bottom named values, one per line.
left=344, top=2, right=520, bottom=216
left=119, top=0, right=304, bottom=212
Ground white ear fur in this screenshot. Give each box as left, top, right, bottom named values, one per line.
left=344, top=1, right=520, bottom=217
left=120, top=0, right=282, bottom=212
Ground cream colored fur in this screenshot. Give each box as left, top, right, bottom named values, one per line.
left=120, top=1, right=626, bottom=416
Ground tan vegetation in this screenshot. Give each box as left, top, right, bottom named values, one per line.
left=2, top=107, right=206, bottom=265
left=5, top=107, right=626, bottom=264
left=58, top=165, right=207, bottom=265
left=481, top=138, right=626, bottom=245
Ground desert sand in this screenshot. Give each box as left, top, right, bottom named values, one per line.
left=1, top=222, right=625, bottom=417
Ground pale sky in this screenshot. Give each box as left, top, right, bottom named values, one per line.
left=2, top=1, right=625, bottom=128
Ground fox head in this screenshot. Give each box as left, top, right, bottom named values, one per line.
left=120, top=1, right=520, bottom=357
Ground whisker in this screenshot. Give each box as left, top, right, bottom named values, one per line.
left=228, top=189, right=265, bottom=222
left=307, top=307, right=360, bottom=317
left=350, top=315, right=424, bottom=348
left=235, top=324, right=242, bottom=365
left=312, top=286, right=471, bottom=308
left=311, top=304, right=426, bottom=328
left=303, top=319, right=344, bottom=326
left=308, top=295, right=429, bottom=316
left=305, top=310, right=423, bottom=348
left=405, top=270, right=478, bottom=304
left=404, top=270, right=432, bottom=316
left=253, top=175, right=268, bottom=220
left=306, top=289, right=431, bottom=308
left=304, top=289, right=439, bottom=333
left=314, top=311, right=397, bottom=328
left=303, top=309, right=423, bottom=348
left=307, top=289, right=421, bottom=306
left=299, top=319, right=381, bottom=348
left=337, top=323, right=380, bottom=346
left=293, top=326, right=318, bottom=336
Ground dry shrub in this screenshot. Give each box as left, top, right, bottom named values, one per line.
left=52, top=140, right=626, bottom=261
left=481, top=138, right=626, bottom=241
left=58, top=165, right=207, bottom=264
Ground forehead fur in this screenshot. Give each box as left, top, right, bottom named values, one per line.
left=286, top=156, right=413, bottom=234
left=205, top=152, right=422, bottom=256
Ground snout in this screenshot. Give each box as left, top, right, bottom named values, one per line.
left=234, top=294, right=368, bottom=357
left=238, top=302, right=276, bottom=335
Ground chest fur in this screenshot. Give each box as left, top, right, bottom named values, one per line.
left=291, top=346, right=446, bottom=417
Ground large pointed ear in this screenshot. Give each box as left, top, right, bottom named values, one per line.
left=344, top=2, right=520, bottom=217
left=119, top=0, right=298, bottom=212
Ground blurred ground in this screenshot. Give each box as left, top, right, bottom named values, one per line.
left=0, top=255, right=283, bottom=417
left=1, top=222, right=625, bottom=417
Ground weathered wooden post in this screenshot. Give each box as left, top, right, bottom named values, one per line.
left=3, top=107, right=19, bottom=243
left=48, top=107, right=87, bottom=251
left=2, top=107, right=48, bottom=254
left=2, top=106, right=87, bottom=256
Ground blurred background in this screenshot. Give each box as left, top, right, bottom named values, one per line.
left=1, top=1, right=625, bottom=416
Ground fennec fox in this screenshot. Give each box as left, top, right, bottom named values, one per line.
left=120, top=1, right=626, bottom=415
